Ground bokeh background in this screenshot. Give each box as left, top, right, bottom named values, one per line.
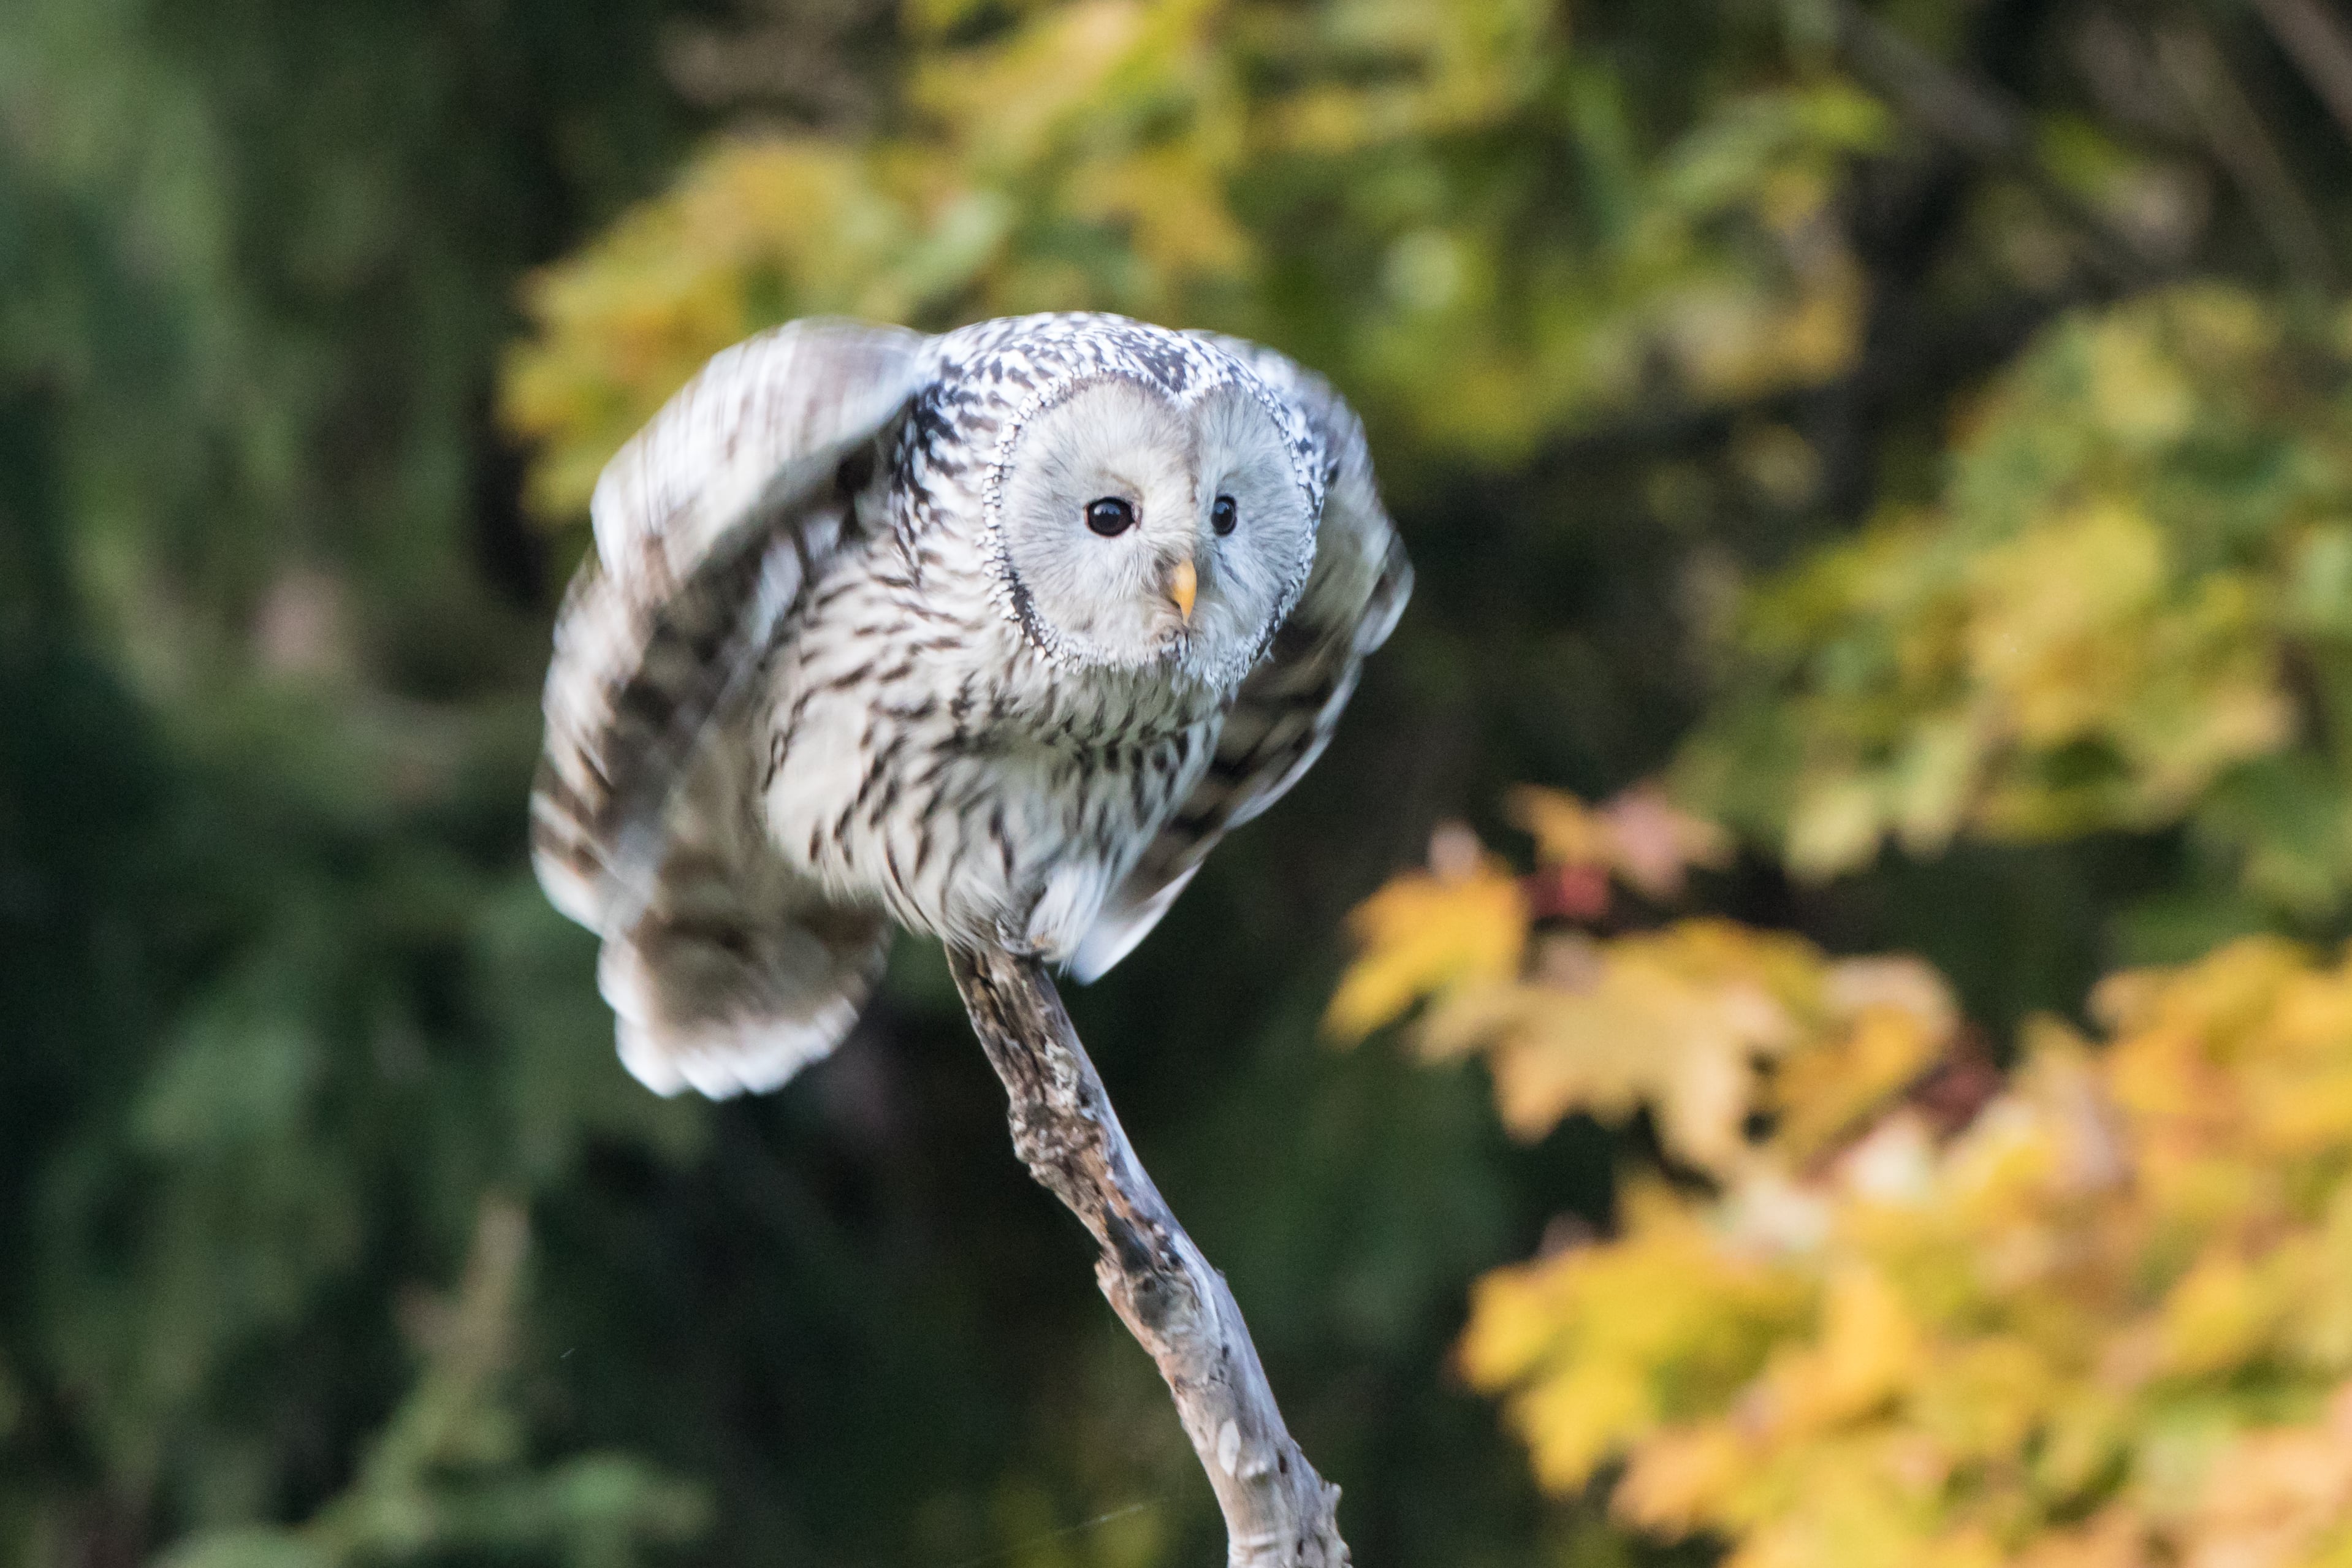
left=9, top=1, right=2352, bottom=1564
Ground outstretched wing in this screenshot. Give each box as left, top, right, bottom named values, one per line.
left=531, top=319, right=931, bottom=1096
left=532, top=319, right=931, bottom=931
left=1070, top=335, right=1412, bottom=981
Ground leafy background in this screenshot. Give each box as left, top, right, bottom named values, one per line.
left=8, top=0, right=2352, bottom=1564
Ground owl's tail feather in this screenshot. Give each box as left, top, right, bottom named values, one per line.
left=569, top=693, right=894, bottom=1100
left=597, top=889, right=891, bottom=1100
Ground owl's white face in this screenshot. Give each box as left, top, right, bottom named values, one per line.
left=995, top=373, right=1316, bottom=688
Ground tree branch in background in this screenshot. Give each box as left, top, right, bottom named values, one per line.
left=2155, top=20, right=2338, bottom=291
left=2249, top=0, right=2352, bottom=147
left=947, top=946, right=1349, bottom=1568
left=1830, top=0, right=2166, bottom=287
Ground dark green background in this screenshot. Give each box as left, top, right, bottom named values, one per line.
left=7, top=2, right=2349, bottom=1564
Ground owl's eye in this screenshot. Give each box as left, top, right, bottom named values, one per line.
left=1084, top=497, right=1136, bottom=537
left=1211, top=495, right=1238, bottom=536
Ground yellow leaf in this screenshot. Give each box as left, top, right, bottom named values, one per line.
left=2283, top=1181, right=2352, bottom=1372
left=1764, top=1264, right=1920, bottom=1434
left=1772, top=999, right=1939, bottom=1162
left=1615, top=1423, right=1748, bottom=1537
left=2158, top=1252, right=2276, bottom=1380
left=1911, top=1336, right=2053, bottom=1463
left=1462, top=1184, right=1813, bottom=1493
left=1786, top=774, right=1887, bottom=880
left=912, top=0, right=1155, bottom=169
left=1457, top=1255, right=1573, bottom=1389
left=1436, top=920, right=1815, bottom=1163
left=2035, top=1388, right=2133, bottom=1502
left=1719, top=1453, right=1943, bottom=1568
left=1512, top=1359, right=1654, bottom=1495
left=1449, top=920, right=2352, bottom=1562
left=1507, top=785, right=1614, bottom=869
left=1323, top=855, right=1527, bottom=1040
left=1966, top=500, right=2165, bottom=747
left=2086, top=314, right=2194, bottom=448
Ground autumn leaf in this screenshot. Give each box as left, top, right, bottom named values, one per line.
left=1600, top=783, right=1735, bottom=900
left=1507, top=782, right=1732, bottom=902
left=1323, top=830, right=1527, bottom=1041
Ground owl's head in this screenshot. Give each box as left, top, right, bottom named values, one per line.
left=986, top=351, right=1319, bottom=690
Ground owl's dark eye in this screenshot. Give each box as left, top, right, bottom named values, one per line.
left=1211, top=495, right=1238, bottom=536
left=1085, top=497, right=1136, bottom=537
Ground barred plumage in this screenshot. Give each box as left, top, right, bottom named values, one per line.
left=533, top=312, right=1410, bottom=1097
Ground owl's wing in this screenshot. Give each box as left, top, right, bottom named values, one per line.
left=1069, top=336, right=1412, bottom=982
left=532, top=318, right=931, bottom=931
left=531, top=319, right=929, bottom=1097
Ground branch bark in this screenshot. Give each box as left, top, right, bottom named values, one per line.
left=947, top=945, right=1349, bottom=1568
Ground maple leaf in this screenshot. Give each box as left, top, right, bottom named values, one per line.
left=1600, top=783, right=1735, bottom=901
left=1324, top=826, right=1528, bottom=1041
left=1507, top=782, right=1734, bottom=904
left=1418, top=921, right=1816, bottom=1170
left=1507, top=786, right=1616, bottom=870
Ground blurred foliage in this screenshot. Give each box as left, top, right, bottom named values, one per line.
left=159, top=1200, right=708, bottom=1568
left=499, top=0, right=1890, bottom=514
left=1681, top=286, right=2352, bottom=940
left=1342, top=814, right=2352, bottom=1564
left=15, top=0, right=2352, bottom=1564
left=1331, top=783, right=1963, bottom=1181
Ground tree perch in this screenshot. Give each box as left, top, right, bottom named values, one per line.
left=947, top=946, right=1349, bottom=1568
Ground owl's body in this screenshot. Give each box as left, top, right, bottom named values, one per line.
left=769, top=561, right=1221, bottom=955
left=533, top=314, right=1408, bottom=1097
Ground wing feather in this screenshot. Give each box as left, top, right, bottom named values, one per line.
left=531, top=318, right=929, bottom=1098
left=533, top=319, right=930, bottom=931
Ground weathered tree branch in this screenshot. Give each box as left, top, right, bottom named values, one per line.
left=947, top=946, right=1349, bottom=1568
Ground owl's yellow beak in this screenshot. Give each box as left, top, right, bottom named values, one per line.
left=1169, top=557, right=1198, bottom=625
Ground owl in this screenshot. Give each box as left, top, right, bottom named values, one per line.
left=531, top=313, right=1411, bottom=1097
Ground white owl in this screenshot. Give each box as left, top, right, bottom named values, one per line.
left=531, top=313, right=1411, bottom=1097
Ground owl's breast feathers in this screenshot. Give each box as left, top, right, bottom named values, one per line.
left=758, top=531, right=1224, bottom=958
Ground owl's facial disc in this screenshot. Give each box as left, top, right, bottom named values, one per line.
left=996, top=375, right=1315, bottom=686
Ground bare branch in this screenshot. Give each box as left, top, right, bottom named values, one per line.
left=2248, top=0, right=2352, bottom=147
left=1830, top=0, right=2164, bottom=287
left=948, top=946, right=1349, bottom=1568
left=2156, top=20, right=2337, bottom=291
